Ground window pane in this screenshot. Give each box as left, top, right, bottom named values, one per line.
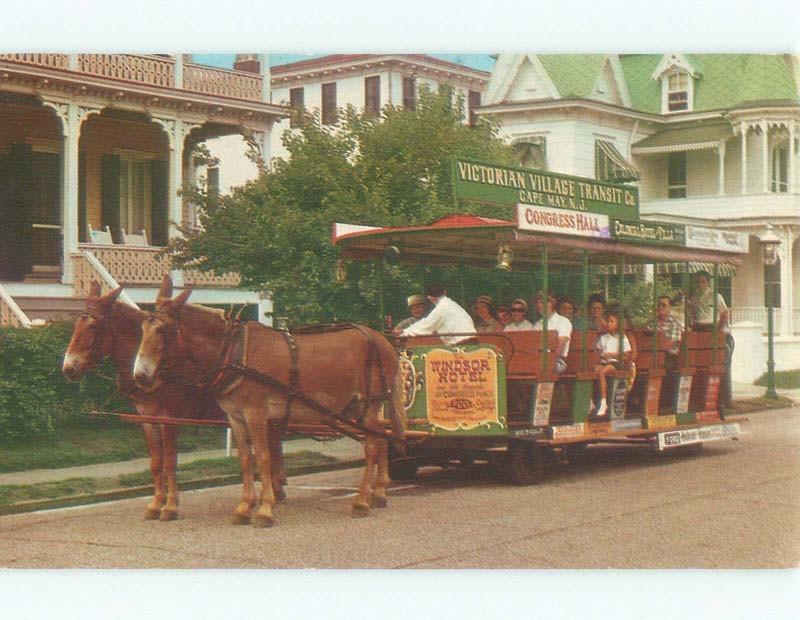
left=321, top=82, right=337, bottom=125
left=402, top=77, right=416, bottom=110
left=668, top=152, right=687, bottom=198
left=289, top=87, right=304, bottom=128
left=365, top=76, right=380, bottom=115
left=468, top=90, right=481, bottom=127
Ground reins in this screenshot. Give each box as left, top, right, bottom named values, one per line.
left=157, top=312, right=397, bottom=442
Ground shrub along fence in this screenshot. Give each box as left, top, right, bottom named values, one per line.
left=0, top=322, right=122, bottom=441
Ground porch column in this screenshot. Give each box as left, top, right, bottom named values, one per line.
left=62, top=105, right=81, bottom=284
left=789, top=122, right=796, bottom=193
left=153, top=117, right=191, bottom=240
left=260, top=54, right=270, bottom=103
left=717, top=141, right=726, bottom=195
left=779, top=226, right=792, bottom=336
left=174, top=55, right=184, bottom=89
left=740, top=122, right=748, bottom=194
left=761, top=121, right=769, bottom=193
left=45, top=102, right=99, bottom=284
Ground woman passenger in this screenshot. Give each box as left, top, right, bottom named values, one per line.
left=472, top=295, right=502, bottom=333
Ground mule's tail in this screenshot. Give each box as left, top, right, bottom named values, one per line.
left=386, top=370, right=407, bottom=453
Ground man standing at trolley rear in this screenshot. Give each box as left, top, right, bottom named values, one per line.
left=400, top=283, right=476, bottom=345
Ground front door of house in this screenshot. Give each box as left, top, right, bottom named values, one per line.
left=29, top=151, right=62, bottom=271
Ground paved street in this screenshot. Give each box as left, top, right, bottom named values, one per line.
left=0, top=406, right=797, bottom=568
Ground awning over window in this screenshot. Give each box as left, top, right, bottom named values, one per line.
left=632, top=125, right=734, bottom=155
left=596, top=140, right=640, bottom=183
left=597, top=262, right=737, bottom=277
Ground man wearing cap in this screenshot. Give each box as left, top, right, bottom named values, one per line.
left=400, top=283, right=476, bottom=345
left=504, top=298, right=534, bottom=331
left=472, top=294, right=502, bottom=333
left=394, top=294, right=428, bottom=334
left=533, top=291, right=573, bottom=373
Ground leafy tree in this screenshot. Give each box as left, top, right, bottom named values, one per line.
left=172, top=88, right=514, bottom=326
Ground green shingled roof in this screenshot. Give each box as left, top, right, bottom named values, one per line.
left=537, top=54, right=608, bottom=98
left=619, top=54, right=799, bottom=113
left=532, top=54, right=799, bottom=114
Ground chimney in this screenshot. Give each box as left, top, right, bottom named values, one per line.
left=234, top=53, right=260, bottom=74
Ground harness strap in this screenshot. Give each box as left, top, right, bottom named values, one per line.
left=279, top=329, right=300, bottom=428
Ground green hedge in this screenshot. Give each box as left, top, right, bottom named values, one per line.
left=0, top=322, right=120, bottom=441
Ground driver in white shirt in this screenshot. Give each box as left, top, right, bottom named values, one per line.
left=400, top=283, right=476, bottom=345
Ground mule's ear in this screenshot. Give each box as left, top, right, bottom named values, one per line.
left=105, top=286, right=124, bottom=304
left=87, top=281, right=102, bottom=303
left=172, top=288, right=193, bottom=308
left=157, top=274, right=173, bottom=302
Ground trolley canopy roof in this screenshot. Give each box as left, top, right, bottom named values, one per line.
left=333, top=213, right=746, bottom=272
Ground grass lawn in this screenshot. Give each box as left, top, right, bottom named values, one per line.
left=0, top=416, right=227, bottom=473
left=0, top=450, right=340, bottom=506
left=754, top=369, right=800, bottom=389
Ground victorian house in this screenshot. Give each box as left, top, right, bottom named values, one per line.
left=0, top=53, right=286, bottom=325
left=479, top=54, right=800, bottom=380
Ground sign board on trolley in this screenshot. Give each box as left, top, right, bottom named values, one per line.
left=453, top=158, right=639, bottom=219
left=685, top=225, right=749, bottom=254
left=516, top=204, right=611, bottom=239
left=656, top=423, right=740, bottom=450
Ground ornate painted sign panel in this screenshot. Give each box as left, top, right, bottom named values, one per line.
left=424, top=347, right=503, bottom=431
left=611, top=219, right=686, bottom=246
left=516, top=204, right=610, bottom=239
left=453, top=158, right=639, bottom=219
left=400, top=344, right=507, bottom=435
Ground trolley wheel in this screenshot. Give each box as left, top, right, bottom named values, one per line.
left=388, top=446, right=419, bottom=481
left=504, top=441, right=547, bottom=485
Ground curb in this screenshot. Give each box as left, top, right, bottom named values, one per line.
left=0, top=459, right=365, bottom=517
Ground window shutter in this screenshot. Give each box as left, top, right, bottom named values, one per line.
left=3, top=143, right=34, bottom=279
left=150, top=159, right=169, bottom=247
left=101, top=154, right=121, bottom=242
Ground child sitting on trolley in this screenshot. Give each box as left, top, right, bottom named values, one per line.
left=593, top=308, right=632, bottom=417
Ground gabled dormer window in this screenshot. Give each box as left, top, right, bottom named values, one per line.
left=651, top=54, right=699, bottom=115
left=666, top=72, right=689, bottom=112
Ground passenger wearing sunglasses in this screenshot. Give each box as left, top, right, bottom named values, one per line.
left=503, top=298, right=534, bottom=332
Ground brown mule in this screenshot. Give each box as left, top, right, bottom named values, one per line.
left=133, top=276, right=406, bottom=527
left=63, top=281, right=287, bottom=521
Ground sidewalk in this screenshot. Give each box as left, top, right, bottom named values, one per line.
left=0, top=436, right=365, bottom=487
left=1, top=384, right=797, bottom=489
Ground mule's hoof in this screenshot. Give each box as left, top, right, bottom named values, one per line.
left=370, top=495, right=388, bottom=509
left=159, top=509, right=179, bottom=522
left=274, top=487, right=287, bottom=503
left=144, top=508, right=161, bottom=520
left=351, top=504, right=370, bottom=518
left=231, top=513, right=251, bottom=526
left=253, top=514, right=274, bottom=528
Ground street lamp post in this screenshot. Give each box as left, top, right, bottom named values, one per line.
left=758, top=224, right=781, bottom=400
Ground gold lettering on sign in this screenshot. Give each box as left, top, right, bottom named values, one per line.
left=425, top=348, right=500, bottom=431
left=457, top=161, right=636, bottom=210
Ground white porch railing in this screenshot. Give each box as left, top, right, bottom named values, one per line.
left=0, top=283, right=32, bottom=328
left=79, top=250, right=139, bottom=309
left=73, top=244, right=240, bottom=297
left=731, top=307, right=782, bottom=333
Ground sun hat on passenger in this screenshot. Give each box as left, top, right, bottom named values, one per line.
left=407, top=294, right=426, bottom=307
left=473, top=294, right=495, bottom=311
left=511, top=298, right=528, bottom=311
